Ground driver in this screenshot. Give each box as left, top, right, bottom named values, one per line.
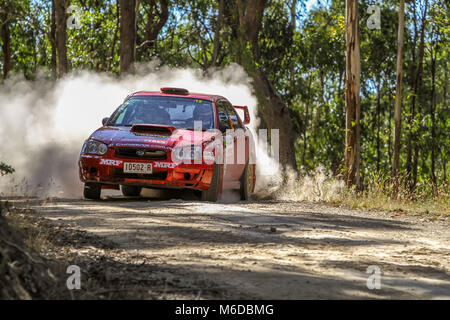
left=131, top=104, right=153, bottom=124
left=154, top=107, right=171, bottom=125
left=132, top=103, right=171, bottom=125
left=192, top=103, right=214, bottom=129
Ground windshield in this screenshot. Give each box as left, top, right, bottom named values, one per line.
left=108, top=96, right=215, bottom=130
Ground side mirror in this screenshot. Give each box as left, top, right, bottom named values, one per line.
left=233, top=105, right=250, bottom=125
left=102, top=117, right=109, bottom=126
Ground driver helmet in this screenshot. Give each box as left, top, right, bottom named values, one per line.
left=133, top=104, right=153, bottom=123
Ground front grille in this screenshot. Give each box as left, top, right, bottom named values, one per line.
left=114, top=147, right=167, bottom=160
left=112, top=168, right=168, bottom=180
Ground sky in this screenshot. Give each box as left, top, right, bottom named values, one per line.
left=305, top=0, right=320, bottom=11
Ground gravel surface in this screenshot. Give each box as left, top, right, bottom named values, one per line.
left=8, top=196, right=450, bottom=299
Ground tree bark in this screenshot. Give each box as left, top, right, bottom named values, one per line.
left=141, top=0, right=168, bottom=55
left=211, top=0, right=225, bottom=67
left=406, top=1, right=418, bottom=180
left=107, top=0, right=120, bottom=71
left=406, top=0, right=427, bottom=190
left=223, top=0, right=298, bottom=171
left=50, top=0, right=57, bottom=79
left=302, top=74, right=313, bottom=166
left=0, top=3, right=12, bottom=79
left=55, top=0, right=68, bottom=77
left=119, top=0, right=136, bottom=75
left=430, top=44, right=437, bottom=188
left=411, top=1, right=428, bottom=190
left=289, top=0, right=297, bottom=33
left=344, top=0, right=361, bottom=188
left=376, top=76, right=382, bottom=172
left=392, top=0, right=405, bottom=186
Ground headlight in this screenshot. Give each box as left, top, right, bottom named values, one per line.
left=172, top=145, right=202, bottom=162
left=83, top=140, right=108, bottom=155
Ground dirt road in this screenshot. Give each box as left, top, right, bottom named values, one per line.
left=15, top=195, right=450, bottom=299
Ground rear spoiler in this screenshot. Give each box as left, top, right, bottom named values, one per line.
left=233, top=105, right=250, bottom=125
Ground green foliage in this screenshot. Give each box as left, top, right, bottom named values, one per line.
left=1, top=0, right=448, bottom=196
left=0, top=162, right=15, bottom=176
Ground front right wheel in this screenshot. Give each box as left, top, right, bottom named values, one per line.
left=83, top=182, right=101, bottom=200
left=240, top=163, right=254, bottom=201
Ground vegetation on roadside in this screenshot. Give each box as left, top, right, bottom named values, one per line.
left=0, top=0, right=448, bottom=203
left=0, top=162, right=14, bottom=176
left=286, top=168, right=449, bottom=216
left=339, top=178, right=449, bottom=216
left=0, top=202, right=64, bottom=299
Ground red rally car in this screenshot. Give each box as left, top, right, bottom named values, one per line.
left=78, top=87, right=256, bottom=202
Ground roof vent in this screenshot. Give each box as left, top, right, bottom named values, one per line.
left=160, top=87, right=189, bottom=95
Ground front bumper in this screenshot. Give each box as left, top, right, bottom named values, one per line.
left=78, top=153, right=214, bottom=191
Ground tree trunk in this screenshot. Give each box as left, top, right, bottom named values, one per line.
left=119, top=0, right=136, bottom=75
left=107, top=0, right=120, bottom=71
left=302, top=74, right=313, bottom=166
left=392, top=0, right=405, bottom=188
left=211, top=0, right=224, bottom=67
left=388, top=88, right=392, bottom=165
left=411, top=1, right=428, bottom=190
left=289, top=0, right=297, bottom=32
left=443, top=62, right=448, bottom=184
left=442, top=150, right=447, bottom=184
left=344, top=0, right=361, bottom=188
left=406, top=0, right=427, bottom=190
left=376, top=76, right=382, bottom=172
left=313, top=70, right=325, bottom=131
left=252, top=70, right=298, bottom=172
left=50, top=0, right=57, bottom=79
left=223, top=0, right=298, bottom=171
left=430, top=45, right=437, bottom=189
left=142, top=0, right=168, bottom=54
left=406, top=1, right=418, bottom=180
left=0, top=4, right=11, bottom=79
left=55, top=0, right=68, bottom=77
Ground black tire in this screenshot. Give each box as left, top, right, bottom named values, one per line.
left=121, top=185, right=142, bottom=197
left=201, top=164, right=220, bottom=202
left=240, top=163, right=253, bottom=201
left=83, top=182, right=101, bottom=200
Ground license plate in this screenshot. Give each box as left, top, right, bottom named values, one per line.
left=123, top=162, right=153, bottom=174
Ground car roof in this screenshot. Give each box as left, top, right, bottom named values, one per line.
left=131, top=91, right=222, bottom=101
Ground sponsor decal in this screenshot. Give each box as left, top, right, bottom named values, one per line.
left=144, top=138, right=167, bottom=144
left=100, top=159, right=123, bottom=166
left=153, top=161, right=177, bottom=169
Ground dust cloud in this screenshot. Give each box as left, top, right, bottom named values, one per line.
left=0, top=63, right=282, bottom=199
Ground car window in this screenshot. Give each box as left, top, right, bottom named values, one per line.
left=114, top=104, right=127, bottom=124
left=217, top=100, right=232, bottom=132
left=108, top=96, right=214, bottom=129
left=167, top=104, right=194, bottom=121
left=224, top=101, right=243, bottom=129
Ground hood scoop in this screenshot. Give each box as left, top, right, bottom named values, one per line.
left=130, top=124, right=175, bottom=137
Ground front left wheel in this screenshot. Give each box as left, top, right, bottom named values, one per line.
left=201, top=164, right=220, bottom=202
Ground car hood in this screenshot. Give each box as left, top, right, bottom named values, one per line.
left=89, top=126, right=217, bottom=150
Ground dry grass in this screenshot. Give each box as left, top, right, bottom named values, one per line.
left=339, top=189, right=449, bottom=217
left=279, top=167, right=449, bottom=216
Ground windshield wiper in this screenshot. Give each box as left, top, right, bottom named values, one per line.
left=184, top=127, right=208, bottom=131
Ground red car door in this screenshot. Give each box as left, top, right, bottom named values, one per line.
left=216, top=100, right=238, bottom=189
left=224, top=101, right=247, bottom=181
